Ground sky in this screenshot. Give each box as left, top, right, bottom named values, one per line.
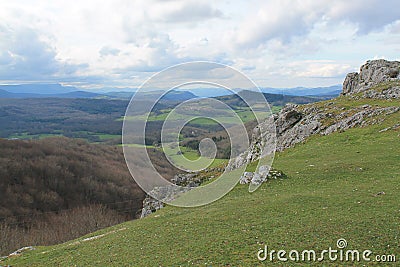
left=0, top=0, right=399, bottom=91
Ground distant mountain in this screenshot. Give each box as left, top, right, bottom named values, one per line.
left=105, top=90, right=197, bottom=101
left=187, top=88, right=235, bottom=97
left=0, top=83, right=342, bottom=99
left=261, top=85, right=342, bottom=96
left=0, top=83, right=78, bottom=94
left=59, top=91, right=101, bottom=98
left=0, top=89, right=14, bottom=98
left=0, top=89, right=40, bottom=98
left=216, top=90, right=334, bottom=108
left=0, top=89, right=100, bottom=99
left=161, top=90, right=197, bottom=101
left=0, top=87, right=196, bottom=101
left=103, top=91, right=135, bottom=99
left=186, top=85, right=342, bottom=98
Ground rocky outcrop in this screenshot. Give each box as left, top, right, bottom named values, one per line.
left=140, top=185, right=186, bottom=218
left=322, top=106, right=400, bottom=135
left=1, top=246, right=35, bottom=260
left=141, top=168, right=223, bottom=218
left=342, top=59, right=400, bottom=95
left=227, top=60, right=400, bottom=170
left=141, top=59, right=400, bottom=218
left=274, top=104, right=322, bottom=151
left=239, top=168, right=286, bottom=185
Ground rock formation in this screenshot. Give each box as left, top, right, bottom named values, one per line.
left=342, top=59, right=400, bottom=95
left=245, top=59, right=400, bottom=154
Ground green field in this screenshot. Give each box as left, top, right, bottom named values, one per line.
left=4, top=98, right=399, bottom=266
left=120, top=107, right=273, bottom=126
left=8, top=131, right=121, bottom=142
left=8, top=132, right=64, bottom=140
left=163, top=144, right=227, bottom=170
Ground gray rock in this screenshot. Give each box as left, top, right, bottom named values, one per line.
left=250, top=173, right=265, bottom=185
left=342, top=59, right=400, bottom=95
left=239, top=172, right=253, bottom=184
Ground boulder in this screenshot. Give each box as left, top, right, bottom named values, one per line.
left=342, top=59, right=400, bottom=95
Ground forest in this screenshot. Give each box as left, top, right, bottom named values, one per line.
left=0, top=137, right=180, bottom=255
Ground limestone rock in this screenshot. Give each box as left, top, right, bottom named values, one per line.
left=342, top=59, right=400, bottom=95
left=239, top=172, right=253, bottom=184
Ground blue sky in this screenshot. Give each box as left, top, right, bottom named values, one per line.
left=0, top=0, right=399, bottom=90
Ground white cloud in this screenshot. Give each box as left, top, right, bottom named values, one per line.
left=286, top=60, right=353, bottom=78
left=0, top=0, right=399, bottom=88
left=150, top=1, right=223, bottom=23
left=0, top=25, right=87, bottom=81
left=99, top=46, right=120, bottom=57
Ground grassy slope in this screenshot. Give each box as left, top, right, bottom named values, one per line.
left=4, top=99, right=400, bottom=266
left=163, top=145, right=227, bottom=170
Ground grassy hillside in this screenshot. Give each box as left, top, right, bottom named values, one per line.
left=3, top=97, right=399, bottom=266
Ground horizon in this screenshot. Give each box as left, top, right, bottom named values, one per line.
left=0, top=82, right=343, bottom=97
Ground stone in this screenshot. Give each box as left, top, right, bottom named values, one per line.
left=239, top=172, right=253, bottom=184
left=342, top=59, right=400, bottom=95
left=250, top=173, right=265, bottom=185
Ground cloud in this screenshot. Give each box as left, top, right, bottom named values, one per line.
left=156, top=1, right=223, bottom=23
left=327, top=0, right=400, bottom=34
left=0, top=25, right=87, bottom=81
left=99, top=46, right=120, bottom=57
left=0, top=0, right=399, bottom=88
left=285, top=60, right=353, bottom=78
left=232, top=0, right=400, bottom=49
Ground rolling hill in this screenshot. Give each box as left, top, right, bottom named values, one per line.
left=2, top=59, right=399, bottom=266
left=3, top=93, right=399, bottom=266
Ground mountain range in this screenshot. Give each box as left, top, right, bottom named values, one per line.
left=0, top=83, right=342, bottom=99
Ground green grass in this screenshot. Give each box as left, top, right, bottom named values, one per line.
left=120, top=107, right=272, bottom=126
left=162, top=144, right=227, bottom=170
left=8, top=132, right=63, bottom=140
left=119, top=143, right=155, bottom=148
left=8, top=131, right=121, bottom=142
left=92, top=133, right=120, bottom=140
left=4, top=104, right=400, bottom=266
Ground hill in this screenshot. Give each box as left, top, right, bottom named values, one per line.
left=261, top=85, right=342, bottom=96
left=216, top=89, right=331, bottom=108
left=3, top=93, right=399, bottom=266
left=186, top=85, right=342, bottom=97
left=0, top=84, right=77, bottom=94
left=3, top=59, right=399, bottom=266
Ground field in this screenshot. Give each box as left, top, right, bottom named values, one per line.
left=0, top=92, right=324, bottom=145
left=4, top=98, right=399, bottom=266
left=163, top=144, right=228, bottom=170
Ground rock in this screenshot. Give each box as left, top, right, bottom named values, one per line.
left=140, top=193, right=165, bottom=218
left=140, top=184, right=195, bottom=218
left=257, top=165, right=270, bottom=177
left=373, top=191, right=386, bottom=197
left=171, top=173, right=199, bottom=187
left=342, top=59, right=400, bottom=95
left=275, top=104, right=302, bottom=135
left=343, top=72, right=359, bottom=95
left=322, top=107, right=400, bottom=135
left=239, top=172, right=253, bottom=184
left=239, top=167, right=286, bottom=185
left=141, top=167, right=224, bottom=217
left=250, top=173, right=265, bottom=185
left=7, top=246, right=35, bottom=258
